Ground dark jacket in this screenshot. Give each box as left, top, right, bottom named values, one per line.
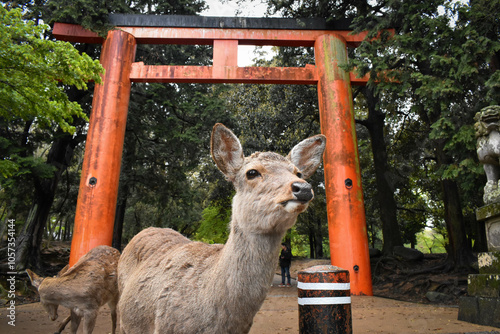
left=279, top=247, right=292, bottom=267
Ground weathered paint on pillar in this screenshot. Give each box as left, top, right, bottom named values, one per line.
left=298, top=265, right=352, bottom=333
left=69, top=30, right=136, bottom=266
left=213, top=39, right=238, bottom=79
left=213, top=40, right=238, bottom=66
left=314, top=34, right=373, bottom=296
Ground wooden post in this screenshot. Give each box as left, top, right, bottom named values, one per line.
left=69, top=30, right=136, bottom=266
left=213, top=39, right=238, bottom=78
left=298, top=265, right=352, bottom=333
left=315, top=34, right=373, bottom=295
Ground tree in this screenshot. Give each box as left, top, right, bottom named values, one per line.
left=0, top=6, right=103, bottom=270
left=351, top=0, right=499, bottom=268
left=3, top=0, right=229, bottom=268
left=0, top=6, right=102, bottom=175
left=356, top=86, right=404, bottom=254
left=264, top=0, right=498, bottom=267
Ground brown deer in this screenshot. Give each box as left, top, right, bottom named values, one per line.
left=118, top=123, right=326, bottom=334
left=26, top=245, right=120, bottom=334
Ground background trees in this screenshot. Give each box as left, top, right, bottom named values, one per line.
left=264, top=0, right=499, bottom=268
left=350, top=0, right=499, bottom=269
left=0, top=5, right=103, bottom=270
left=1, top=0, right=498, bottom=272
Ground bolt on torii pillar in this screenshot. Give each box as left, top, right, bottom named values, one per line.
left=54, top=15, right=374, bottom=295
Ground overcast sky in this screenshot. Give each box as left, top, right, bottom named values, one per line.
left=202, top=0, right=269, bottom=17
left=201, top=0, right=275, bottom=66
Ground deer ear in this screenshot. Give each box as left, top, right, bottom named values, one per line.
left=58, top=264, right=70, bottom=276
left=288, top=134, right=326, bottom=179
left=26, top=269, right=44, bottom=289
left=211, top=123, right=244, bottom=180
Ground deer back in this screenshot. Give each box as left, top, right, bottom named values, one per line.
left=27, top=245, right=120, bottom=311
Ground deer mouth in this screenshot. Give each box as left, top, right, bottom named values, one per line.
left=280, top=199, right=309, bottom=206
left=279, top=199, right=310, bottom=213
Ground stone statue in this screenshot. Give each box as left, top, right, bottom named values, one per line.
left=461, top=105, right=500, bottom=328
left=475, top=105, right=500, bottom=204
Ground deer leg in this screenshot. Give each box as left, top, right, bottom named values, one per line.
left=70, top=310, right=81, bottom=334
left=55, top=315, right=71, bottom=334
left=109, top=298, right=118, bottom=334
left=82, top=311, right=98, bottom=334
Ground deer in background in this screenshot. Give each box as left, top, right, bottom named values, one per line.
left=118, top=123, right=325, bottom=334
left=26, top=245, right=120, bottom=334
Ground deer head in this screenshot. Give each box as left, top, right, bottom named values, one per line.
left=211, top=123, right=326, bottom=234
left=26, top=269, right=60, bottom=321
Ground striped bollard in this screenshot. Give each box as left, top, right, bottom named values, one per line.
left=298, top=265, right=352, bottom=333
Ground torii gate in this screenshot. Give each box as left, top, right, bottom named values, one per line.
left=54, top=14, right=373, bottom=295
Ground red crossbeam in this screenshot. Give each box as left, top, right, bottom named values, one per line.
left=53, top=23, right=105, bottom=44
left=116, top=27, right=367, bottom=47
left=53, top=23, right=370, bottom=85
left=129, top=63, right=369, bottom=85
left=52, top=22, right=367, bottom=47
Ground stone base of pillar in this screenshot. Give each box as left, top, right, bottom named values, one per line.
left=458, top=252, right=500, bottom=328
left=476, top=203, right=500, bottom=251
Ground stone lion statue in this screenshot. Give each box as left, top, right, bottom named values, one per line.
left=475, top=105, right=500, bottom=204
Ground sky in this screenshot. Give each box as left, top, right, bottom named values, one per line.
left=201, top=0, right=275, bottom=66
left=202, top=0, right=270, bottom=18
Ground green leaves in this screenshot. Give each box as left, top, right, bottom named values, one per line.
left=0, top=7, right=103, bottom=134
left=194, top=205, right=231, bottom=244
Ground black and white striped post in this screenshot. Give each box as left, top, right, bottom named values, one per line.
left=298, top=265, right=352, bottom=333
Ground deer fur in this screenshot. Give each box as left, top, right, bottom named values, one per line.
left=118, top=123, right=326, bottom=334
left=26, top=245, right=120, bottom=334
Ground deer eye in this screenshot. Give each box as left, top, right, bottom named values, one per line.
left=296, top=172, right=303, bottom=178
left=246, top=169, right=261, bottom=180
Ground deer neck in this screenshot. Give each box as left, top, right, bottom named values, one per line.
left=209, top=213, right=294, bottom=303
left=225, top=224, right=281, bottom=275
left=39, top=278, right=67, bottom=303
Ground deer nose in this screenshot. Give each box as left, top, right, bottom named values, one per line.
left=292, top=182, right=313, bottom=202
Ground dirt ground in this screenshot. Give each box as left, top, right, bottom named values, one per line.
left=2, top=254, right=500, bottom=333
left=2, top=273, right=500, bottom=334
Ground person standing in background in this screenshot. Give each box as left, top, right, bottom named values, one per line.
left=279, top=243, right=292, bottom=287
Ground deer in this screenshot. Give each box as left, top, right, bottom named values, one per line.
left=117, top=123, right=326, bottom=334
left=26, top=245, right=120, bottom=334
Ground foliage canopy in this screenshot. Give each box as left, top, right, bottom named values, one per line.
left=0, top=6, right=103, bottom=178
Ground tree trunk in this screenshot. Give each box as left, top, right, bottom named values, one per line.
left=309, top=228, right=315, bottom=259
left=15, top=134, right=78, bottom=270
left=435, top=140, right=475, bottom=270
left=64, top=219, right=72, bottom=241
left=15, top=200, right=50, bottom=271
left=56, top=220, right=63, bottom=241
left=112, top=184, right=128, bottom=251
left=113, top=127, right=137, bottom=249
left=360, top=87, right=404, bottom=255
left=420, top=99, right=475, bottom=270
left=315, top=217, right=324, bottom=258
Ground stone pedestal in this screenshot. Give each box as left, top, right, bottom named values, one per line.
left=458, top=205, right=500, bottom=328
left=476, top=203, right=500, bottom=251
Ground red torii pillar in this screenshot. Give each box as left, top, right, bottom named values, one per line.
left=55, top=19, right=373, bottom=295
left=315, top=34, right=372, bottom=295
left=69, top=30, right=136, bottom=266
